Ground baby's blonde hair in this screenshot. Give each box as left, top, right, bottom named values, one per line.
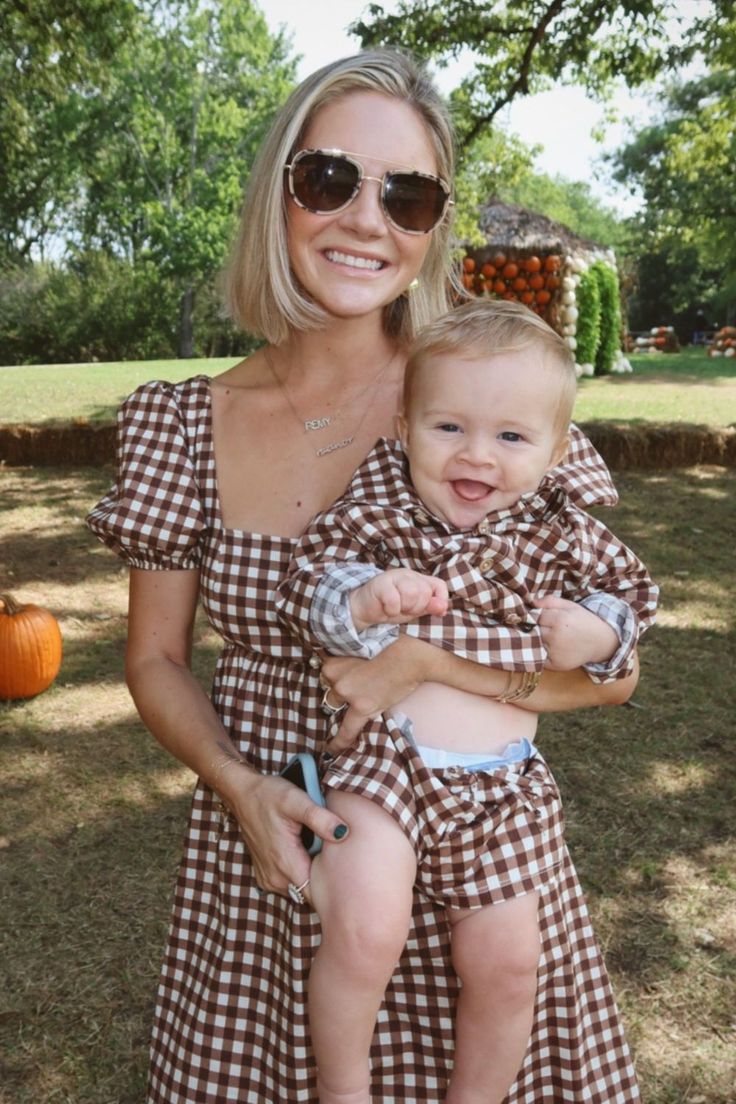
left=403, top=299, right=577, bottom=437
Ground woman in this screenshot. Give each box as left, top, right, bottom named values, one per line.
left=88, top=49, right=641, bottom=1103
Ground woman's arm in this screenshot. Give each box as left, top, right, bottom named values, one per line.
left=126, top=568, right=348, bottom=892
left=321, top=635, right=639, bottom=748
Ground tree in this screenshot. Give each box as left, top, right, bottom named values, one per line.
left=0, top=0, right=137, bottom=259
left=498, top=172, right=624, bottom=249
left=611, top=13, right=736, bottom=331
left=75, top=0, right=297, bottom=355
left=351, top=0, right=728, bottom=152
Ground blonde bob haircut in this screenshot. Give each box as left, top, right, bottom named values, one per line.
left=223, top=49, right=458, bottom=347
left=404, top=298, right=578, bottom=436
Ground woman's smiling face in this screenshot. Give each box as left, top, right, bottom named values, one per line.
left=286, top=90, right=439, bottom=323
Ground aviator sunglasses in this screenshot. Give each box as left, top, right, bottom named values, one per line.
left=285, top=148, right=453, bottom=235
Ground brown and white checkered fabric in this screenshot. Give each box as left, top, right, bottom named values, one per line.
left=322, top=718, right=566, bottom=910
left=277, top=438, right=657, bottom=682
left=87, top=378, right=641, bottom=1102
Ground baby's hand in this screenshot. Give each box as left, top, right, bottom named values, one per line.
left=535, top=596, right=619, bottom=670
left=350, top=569, right=449, bottom=631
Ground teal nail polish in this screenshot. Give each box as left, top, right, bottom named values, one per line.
left=333, top=824, right=348, bottom=840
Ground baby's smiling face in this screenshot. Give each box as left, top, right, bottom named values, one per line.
left=398, top=348, right=570, bottom=530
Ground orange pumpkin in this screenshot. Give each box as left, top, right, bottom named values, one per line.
left=536, top=289, right=551, bottom=305
left=524, top=255, right=542, bottom=273
left=502, top=262, right=519, bottom=279
left=493, top=278, right=507, bottom=295
left=0, top=593, right=63, bottom=700
left=545, top=274, right=560, bottom=290
left=492, top=252, right=507, bottom=269
left=463, top=256, right=476, bottom=273
left=520, top=290, right=535, bottom=305
left=512, top=276, right=528, bottom=292
left=529, top=274, right=545, bottom=291
left=544, top=254, right=561, bottom=272
left=481, top=263, right=496, bottom=278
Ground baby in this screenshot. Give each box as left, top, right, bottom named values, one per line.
left=277, top=299, right=658, bottom=1104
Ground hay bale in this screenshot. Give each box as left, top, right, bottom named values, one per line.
left=1, top=419, right=734, bottom=470
left=0, top=423, right=116, bottom=466
left=579, top=421, right=736, bottom=469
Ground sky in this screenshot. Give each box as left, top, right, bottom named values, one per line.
left=258, top=0, right=659, bottom=216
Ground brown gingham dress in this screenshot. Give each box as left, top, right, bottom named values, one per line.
left=88, top=376, right=641, bottom=1103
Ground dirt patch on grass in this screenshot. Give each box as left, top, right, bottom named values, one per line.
left=1, top=465, right=734, bottom=1103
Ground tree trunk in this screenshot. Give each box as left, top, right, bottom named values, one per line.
left=178, top=285, right=195, bottom=358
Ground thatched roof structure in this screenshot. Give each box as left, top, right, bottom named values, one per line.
left=476, top=198, right=608, bottom=259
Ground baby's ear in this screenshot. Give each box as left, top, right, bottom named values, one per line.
left=396, top=412, right=409, bottom=446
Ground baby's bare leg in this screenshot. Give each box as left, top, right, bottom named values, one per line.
left=309, top=791, right=417, bottom=1104
left=445, top=892, right=541, bottom=1104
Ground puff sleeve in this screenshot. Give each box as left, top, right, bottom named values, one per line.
left=86, top=380, right=207, bottom=570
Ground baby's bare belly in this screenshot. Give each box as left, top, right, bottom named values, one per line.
left=397, top=682, right=538, bottom=755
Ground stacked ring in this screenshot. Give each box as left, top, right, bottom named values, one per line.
left=321, top=686, right=344, bottom=716
left=288, top=879, right=310, bottom=905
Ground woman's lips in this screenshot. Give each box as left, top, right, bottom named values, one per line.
left=451, top=479, right=493, bottom=502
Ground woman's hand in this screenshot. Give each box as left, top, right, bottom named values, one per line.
left=321, top=635, right=432, bottom=751
left=125, top=570, right=349, bottom=902
left=221, top=766, right=349, bottom=897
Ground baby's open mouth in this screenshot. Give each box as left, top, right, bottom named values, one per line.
left=450, top=479, right=493, bottom=502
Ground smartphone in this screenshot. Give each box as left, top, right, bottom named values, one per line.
left=279, top=753, right=325, bottom=856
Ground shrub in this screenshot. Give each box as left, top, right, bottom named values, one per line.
left=0, top=255, right=181, bottom=364
left=575, top=268, right=602, bottom=366
left=592, top=261, right=622, bottom=376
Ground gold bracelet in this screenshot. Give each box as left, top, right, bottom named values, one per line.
left=210, top=755, right=247, bottom=790
left=491, top=670, right=515, bottom=702
left=498, top=670, right=541, bottom=703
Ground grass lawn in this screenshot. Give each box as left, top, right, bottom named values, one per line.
left=1, top=347, right=735, bottom=427
left=1, top=462, right=735, bottom=1103
left=574, top=348, right=736, bottom=426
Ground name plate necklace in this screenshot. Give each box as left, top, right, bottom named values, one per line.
left=265, top=346, right=398, bottom=458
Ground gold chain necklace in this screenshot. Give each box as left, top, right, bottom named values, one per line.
left=264, top=346, right=399, bottom=458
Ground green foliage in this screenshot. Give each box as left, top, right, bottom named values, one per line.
left=575, top=268, right=602, bottom=367
left=0, top=256, right=260, bottom=365
left=499, top=172, right=624, bottom=249
left=624, top=243, right=724, bottom=339
left=352, top=1, right=723, bottom=152
left=612, top=14, right=736, bottom=336
left=453, top=127, right=537, bottom=245
left=0, top=0, right=137, bottom=260
left=0, top=255, right=180, bottom=364
left=0, top=0, right=297, bottom=355
left=590, top=262, right=622, bottom=376
left=77, top=0, right=297, bottom=354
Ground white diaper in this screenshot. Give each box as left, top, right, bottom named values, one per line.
left=414, top=738, right=537, bottom=771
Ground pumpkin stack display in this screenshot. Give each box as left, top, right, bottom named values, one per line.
left=708, top=326, right=736, bottom=357
left=462, top=252, right=561, bottom=322
left=632, top=326, right=680, bottom=354
left=0, top=593, right=63, bottom=700
left=461, top=247, right=625, bottom=374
